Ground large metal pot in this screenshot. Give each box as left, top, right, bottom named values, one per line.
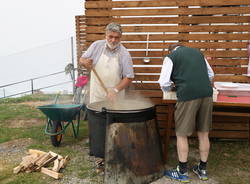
left=86, top=99, right=155, bottom=158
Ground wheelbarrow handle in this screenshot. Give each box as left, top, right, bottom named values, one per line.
left=79, top=104, right=86, bottom=111
left=54, top=92, right=61, bottom=104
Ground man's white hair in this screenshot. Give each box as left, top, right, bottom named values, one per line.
left=105, top=22, right=122, bottom=34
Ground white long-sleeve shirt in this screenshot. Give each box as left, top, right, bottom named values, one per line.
left=158, top=56, right=214, bottom=92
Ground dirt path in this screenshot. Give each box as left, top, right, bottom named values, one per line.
left=5, top=118, right=44, bottom=128
left=151, top=173, right=218, bottom=184
left=18, top=101, right=51, bottom=107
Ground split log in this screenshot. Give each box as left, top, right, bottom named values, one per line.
left=13, top=155, right=38, bottom=173
left=20, top=155, right=35, bottom=171
left=42, top=155, right=58, bottom=167
left=61, top=156, right=69, bottom=168
left=41, top=167, right=63, bottom=179
left=52, top=159, right=60, bottom=172
left=58, top=156, right=69, bottom=170
left=28, top=149, right=46, bottom=156
left=36, top=155, right=58, bottom=170
left=32, top=153, right=49, bottom=165
left=36, top=153, right=51, bottom=166
left=13, top=166, right=23, bottom=174
left=49, top=151, right=63, bottom=160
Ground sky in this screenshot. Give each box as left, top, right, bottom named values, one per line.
left=0, top=0, right=84, bottom=97
left=0, top=0, right=84, bottom=56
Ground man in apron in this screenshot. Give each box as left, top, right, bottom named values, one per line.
left=79, top=22, right=134, bottom=103
left=79, top=23, right=134, bottom=166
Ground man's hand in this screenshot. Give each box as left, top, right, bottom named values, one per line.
left=161, top=86, right=171, bottom=92
left=79, top=58, right=93, bottom=71
left=107, top=88, right=118, bottom=102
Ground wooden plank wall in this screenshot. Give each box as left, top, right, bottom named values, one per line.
left=76, top=0, right=250, bottom=140
left=75, top=15, right=86, bottom=63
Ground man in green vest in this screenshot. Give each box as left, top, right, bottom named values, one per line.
left=158, top=44, right=214, bottom=183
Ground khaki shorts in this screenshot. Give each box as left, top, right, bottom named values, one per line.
left=174, top=97, right=213, bottom=136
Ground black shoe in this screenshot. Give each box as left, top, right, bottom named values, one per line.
left=193, top=164, right=208, bottom=181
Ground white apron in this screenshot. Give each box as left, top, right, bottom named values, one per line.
left=89, top=49, right=125, bottom=103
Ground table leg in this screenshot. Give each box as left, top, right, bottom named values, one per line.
left=248, top=117, right=250, bottom=146
left=164, top=103, right=174, bottom=162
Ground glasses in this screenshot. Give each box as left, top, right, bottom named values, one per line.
left=107, top=35, right=121, bottom=40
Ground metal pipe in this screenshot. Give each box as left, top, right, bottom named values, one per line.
left=0, top=71, right=65, bottom=89
left=0, top=81, right=72, bottom=99
left=31, top=79, right=34, bottom=94
left=71, top=37, right=76, bottom=95
left=144, top=33, right=150, bottom=63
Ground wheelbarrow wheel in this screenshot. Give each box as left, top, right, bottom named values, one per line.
left=50, top=121, right=63, bottom=147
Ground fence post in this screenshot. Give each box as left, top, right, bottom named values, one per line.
left=31, top=79, right=34, bottom=94
left=3, top=88, right=5, bottom=98
left=71, top=36, right=76, bottom=95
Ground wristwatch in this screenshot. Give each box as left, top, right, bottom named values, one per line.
left=113, top=88, right=119, bottom=93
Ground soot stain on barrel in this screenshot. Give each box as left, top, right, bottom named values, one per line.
left=107, top=124, right=131, bottom=173
left=107, top=122, right=163, bottom=176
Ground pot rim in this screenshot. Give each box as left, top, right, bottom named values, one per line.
left=86, top=102, right=155, bottom=114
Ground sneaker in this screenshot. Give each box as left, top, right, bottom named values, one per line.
left=193, top=164, right=208, bottom=181
left=164, top=165, right=190, bottom=183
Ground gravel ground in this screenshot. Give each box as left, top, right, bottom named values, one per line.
left=0, top=137, right=219, bottom=184
left=0, top=138, right=34, bottom=164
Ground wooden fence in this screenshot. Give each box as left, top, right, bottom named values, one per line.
left=76, top=0, right=250, bottom=143
left=75, top=15, right=86, bottom=63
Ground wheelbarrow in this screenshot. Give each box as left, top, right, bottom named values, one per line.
left=37, top=103, right=85, bottom=146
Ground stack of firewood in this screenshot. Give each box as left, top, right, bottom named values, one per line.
left=13, top=149, right=69, bottom=179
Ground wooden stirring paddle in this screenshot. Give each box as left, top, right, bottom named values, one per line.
left=92, top=68, right=108, bottom=94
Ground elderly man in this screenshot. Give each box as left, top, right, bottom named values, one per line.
left=159, top=44, right=214, bottom=183
left=79, top=22, right=134, bottom=103
left=79, top=23, right=134, bottom=160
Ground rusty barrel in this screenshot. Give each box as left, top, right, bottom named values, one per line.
left=87, top=100, right=164, bottom=184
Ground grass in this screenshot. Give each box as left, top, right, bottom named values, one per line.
left=0, top=104, right=45, bottom=121
left=1, top=170, right=50, bottom=184
left=209, top=141, right=250, bottom=184
left=0, top=94, right=55, bottom=104
left=0, top=94, right=250, bottom=184
left=0, top=103, right=46, bottom=143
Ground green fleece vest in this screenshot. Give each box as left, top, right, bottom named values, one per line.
left=168, top=46, right=212, bottom=101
